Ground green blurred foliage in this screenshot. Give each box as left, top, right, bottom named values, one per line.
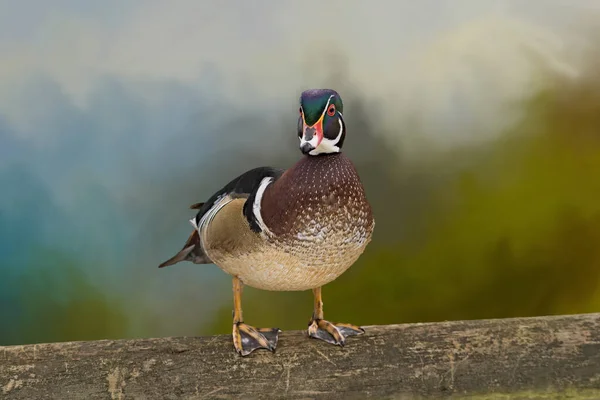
left=209, top=68, right=600, bottom=333
left=6, top=250, right=129, bottom=345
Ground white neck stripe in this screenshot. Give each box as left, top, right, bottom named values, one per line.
left=253, top=177, right=274, bottom=236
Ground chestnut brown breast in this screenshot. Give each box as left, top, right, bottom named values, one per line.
left=202, top=153, right=374, bottom=291
left=261, top=153, right=373, bottom=246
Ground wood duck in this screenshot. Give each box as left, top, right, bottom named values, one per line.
left=159, top=89, right=375, bottom=356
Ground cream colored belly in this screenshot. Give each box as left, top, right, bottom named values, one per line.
left=208, top=240, right=368, bottom=291
left=200, top=197, right=372, bottom=291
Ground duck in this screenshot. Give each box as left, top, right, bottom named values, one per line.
left=158, top=88, right=375, bottom=356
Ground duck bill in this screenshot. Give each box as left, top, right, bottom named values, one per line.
left=300, top=115, right=324, bottom=154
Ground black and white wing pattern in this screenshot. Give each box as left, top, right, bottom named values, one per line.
left=191, top=166, right=284, bottom=233
left=158, top=166, right=284, bottom=269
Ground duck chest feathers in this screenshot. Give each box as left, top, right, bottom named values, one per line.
left=198, top=153, right=374, bottom=291
left=260, top=152, right=373, bottom=248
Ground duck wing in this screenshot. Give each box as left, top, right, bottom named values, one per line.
left=158, top=166, right=284, bottom=268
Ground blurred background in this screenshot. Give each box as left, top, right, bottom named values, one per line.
left=2, top=0, right=600, bottom=345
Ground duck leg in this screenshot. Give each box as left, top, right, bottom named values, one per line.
left=231, top=276, right=280, bottom=356
left=308, top=287, right=364, bottom=346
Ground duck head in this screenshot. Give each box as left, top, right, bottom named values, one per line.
left=298, top=89, right=345, bottom=156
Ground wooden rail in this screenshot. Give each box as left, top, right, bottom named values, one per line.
left=2, top=313, right=600, bottom=399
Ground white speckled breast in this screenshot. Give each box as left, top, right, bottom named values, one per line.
left=204, top=153, right=374, bottom=291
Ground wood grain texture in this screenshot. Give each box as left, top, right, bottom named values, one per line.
left=2, top=313, right=600, bottom=399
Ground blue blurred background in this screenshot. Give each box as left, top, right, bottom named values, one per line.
left=2, top=0, right=600, bottom=345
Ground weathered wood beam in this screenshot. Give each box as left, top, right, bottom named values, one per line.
left=2, top=313, right=600, bottom=399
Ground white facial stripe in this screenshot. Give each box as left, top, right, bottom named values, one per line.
left=308, top=115, right=344, bottom=155
left=332, top=115, right=344, bottom=142
left=322, top=94, right=335, bottom=119
left=252, top=177, right=274, bottom=236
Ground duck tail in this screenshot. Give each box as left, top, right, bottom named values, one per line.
left=158, top=230, right=211, bottom=268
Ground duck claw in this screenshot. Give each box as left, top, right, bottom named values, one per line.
left=308, top=319, right=364, bottom=347
left=233, top=322, right=281, bottom=356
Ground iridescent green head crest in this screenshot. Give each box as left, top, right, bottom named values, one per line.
left=299, top=89, right=343, bottom=125
left=297, top=89, right=346, bottom=156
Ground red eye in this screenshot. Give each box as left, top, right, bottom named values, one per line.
left=299, top=107, right=303, bottom=115
left=327, top=104, right=336, bottom=116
